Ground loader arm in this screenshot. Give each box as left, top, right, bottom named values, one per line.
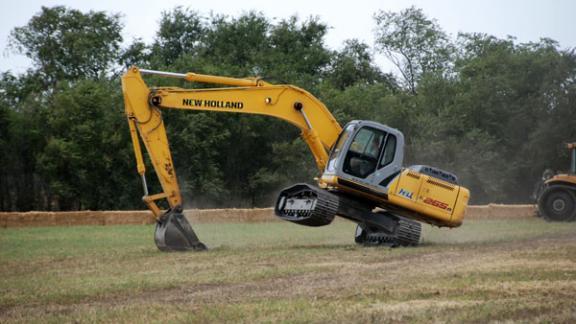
left=121, top=66, right=342, bottom=220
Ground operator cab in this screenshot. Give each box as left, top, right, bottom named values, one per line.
left=322, top=120, right=405, bottom=196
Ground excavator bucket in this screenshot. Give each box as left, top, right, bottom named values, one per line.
left=154, top=207, right=207, bottom=251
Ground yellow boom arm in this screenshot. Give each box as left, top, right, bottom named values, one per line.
left=121, top=67, right=341, bottom=218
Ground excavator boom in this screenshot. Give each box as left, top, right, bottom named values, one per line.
left=121, top=67, right=341, bottom=250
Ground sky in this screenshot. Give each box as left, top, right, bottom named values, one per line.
left=1, top=0, right=575, bottom=74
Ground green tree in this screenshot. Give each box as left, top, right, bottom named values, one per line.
left=144, top=10, right=336, bottom=207
left=0, top=72, right=49, bottom=211
left=6, top=4, right=575, bottom=211
left=37, top=80, right=139, bottom=210
left=152, top=7, right=205, bottom=66
left=9, top=6, right=122, bottom=85
left=374, top=6, right=453, bottom=94
left=326, top=39, right=395, bottom=90
left=202, top=12, right=270, bottom=74
left=119, top=39, right=151, bottom=69
left=264, top=16, right=331, bottom=90
left=423, top=34, right=576, bottom=203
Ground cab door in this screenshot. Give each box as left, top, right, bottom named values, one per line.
left=339, top=123, right=404, bottom=192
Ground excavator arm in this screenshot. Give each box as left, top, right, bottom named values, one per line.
left=121, top=66, right=341, bottom=250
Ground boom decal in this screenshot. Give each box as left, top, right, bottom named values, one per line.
left=183, top=98, right=244, bottom=109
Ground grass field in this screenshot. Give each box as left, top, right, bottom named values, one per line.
left=2, top=218, right=576, bottom=323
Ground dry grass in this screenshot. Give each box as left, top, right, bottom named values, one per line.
left=1, top=218, right=576, bottom=323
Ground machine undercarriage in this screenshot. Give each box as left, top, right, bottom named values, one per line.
left=275, top=183, right=421, bottom=247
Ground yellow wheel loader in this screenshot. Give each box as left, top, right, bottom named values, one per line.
left=121, top=67, right=470, bottom=251
left=535, top=143, right=576, bottom=221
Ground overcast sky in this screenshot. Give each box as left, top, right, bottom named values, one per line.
left=2, top=0, right=575, bottom=74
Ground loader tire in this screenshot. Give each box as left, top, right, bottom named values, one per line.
left=538, top=187, right=576, bottom=222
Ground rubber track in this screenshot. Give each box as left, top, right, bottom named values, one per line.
left=276, top=185, right=339, bottom=226
left=393, top=218, right=422, bottom=246
left=309, top=189, right=340, bottom=226
left=363, top=217, right=421, bottom=247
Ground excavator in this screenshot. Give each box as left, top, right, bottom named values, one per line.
left=535, top=143, right=576, bottom=221
left=121, top=66, right=470, bottom=251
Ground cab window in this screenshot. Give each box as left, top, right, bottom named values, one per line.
left=379, top=134, right=397, bottom=168
left=326, top=124, right=355, bottom=173
left=343, top=127, right=386, bottom=178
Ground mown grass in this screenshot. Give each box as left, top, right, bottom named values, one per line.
left=1, top=218, right=576, bottom=323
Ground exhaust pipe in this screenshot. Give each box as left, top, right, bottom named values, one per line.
left=154, top=206, right=207, bottom=251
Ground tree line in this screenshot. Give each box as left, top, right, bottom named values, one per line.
left=1, top=6, right=575, bottom=211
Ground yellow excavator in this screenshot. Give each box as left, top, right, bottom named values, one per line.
left=121, top=67, right=470, bottom=251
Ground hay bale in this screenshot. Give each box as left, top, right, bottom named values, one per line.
left=0, top=210, right=154, bottom=228
left=0, top=204, right=538, bottom=228
left=184, top=208, right=278, bottom=223
left=102, top=211, right=155, bottom=225
left=466, top=204, right=536, bottom=219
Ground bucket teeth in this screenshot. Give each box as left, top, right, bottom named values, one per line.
left=154, top=207, right=207, bottom=251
